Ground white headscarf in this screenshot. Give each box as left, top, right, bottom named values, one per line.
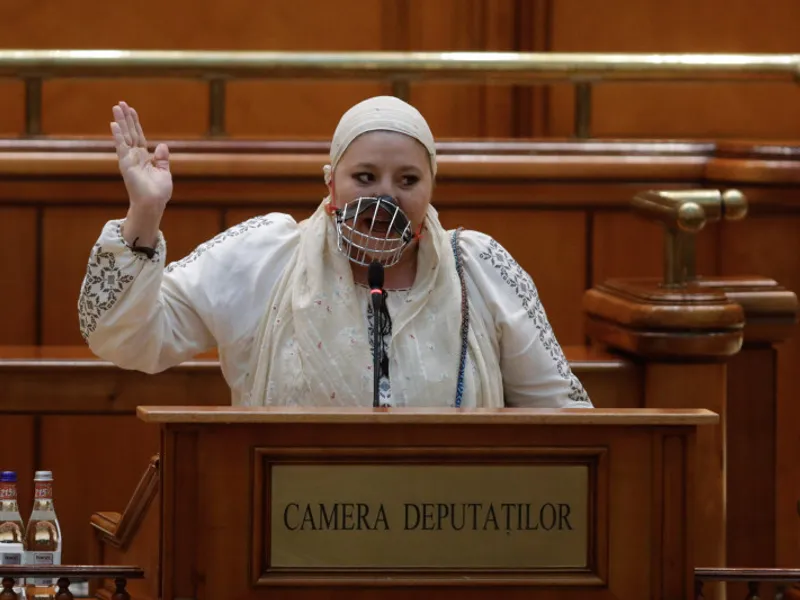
left=243, top=96, right=504, bottom=408
left=323, top=95, right=437, bottom=185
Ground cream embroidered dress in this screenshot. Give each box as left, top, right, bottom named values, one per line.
left=78, top=208, right=592, bottom=409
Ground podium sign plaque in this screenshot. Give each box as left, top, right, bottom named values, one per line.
left=255, top=448, right=602, bottom=583
left=269, top=462, right=589, bottom=569
left=137, top=407, right=713, bottom=599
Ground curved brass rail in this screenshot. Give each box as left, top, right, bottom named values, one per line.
left=0, top=50, right=798, bottom=137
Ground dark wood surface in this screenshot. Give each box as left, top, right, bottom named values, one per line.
left=0, top=138, right=796, bottom=354
left=0, top=1, right=799, bottom=139
left=695, top=568, right=800, bottom=582
left=0, top=343, right=635, bottom=574
left=138, top=405, right=718, bottom=424
left=152, top=410, right=703, bottom=599
left=584, top=274, right=799, bottom=593
left=0, top=137, right=797, bottom=586
left=0, top=566, right=143, bottom=578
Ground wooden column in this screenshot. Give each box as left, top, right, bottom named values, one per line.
left=584, top=279, right=740, bottom=579
left=698, top=278, right=798, bottom=600
left=583, top=189, right=753, bottom=599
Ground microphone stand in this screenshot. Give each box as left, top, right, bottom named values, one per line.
left=368, top=260, right=385, bottom=408
left=372, top=289, right=382, bottom=408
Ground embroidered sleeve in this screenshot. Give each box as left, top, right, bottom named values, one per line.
left=77, top=214, right=287, bottom=375
left=164, top=214, right=275, bottom=273
left=459, top=231, right=593, bottom=408
left=78, top=220, right=164, bottom=342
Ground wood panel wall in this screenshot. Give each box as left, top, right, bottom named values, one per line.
left=0, top=141, right=797, bottom=578
left=0, top=139, right=720, bottom=348
left=547, top=0, right=800, bottom=139
left=0, top=0, right=798, bottom=577
left=0, top=140, right=796, bottom=353
left=1, top=0, right=799, bottom=139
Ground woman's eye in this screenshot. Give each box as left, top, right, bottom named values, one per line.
left=354, top=172, right=374, bottom=184
left=402, top=175, right=419, bottom=186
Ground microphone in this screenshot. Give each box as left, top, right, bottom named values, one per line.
left=368, top=261, right=385, bottom=408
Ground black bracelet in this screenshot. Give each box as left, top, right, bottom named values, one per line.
left=128, top=236, right=156, bottom=259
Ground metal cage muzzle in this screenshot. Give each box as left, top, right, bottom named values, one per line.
left=333, top=195, right=414, bottom=267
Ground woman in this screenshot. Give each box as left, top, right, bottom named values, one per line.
left=78, top=96, right=592, bottom=409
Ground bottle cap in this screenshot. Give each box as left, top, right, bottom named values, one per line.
left=34, top=471, right=53, bottom=481
left=0, top=471, right=16, bottom=482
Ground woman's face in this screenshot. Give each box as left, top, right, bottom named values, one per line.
left=328, top=131, right=434, bottom=237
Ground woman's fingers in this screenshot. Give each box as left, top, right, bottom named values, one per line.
left=109, top=121, right=128, bottom=158
left=111, top=104, right=132, bottom=146
left=130, top=107, right=148, bottom=148
left=120, top=101, right=139, bottom=146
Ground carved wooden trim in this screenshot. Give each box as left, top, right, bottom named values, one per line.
left=2, top=138, right=799, bottom=189
left=694, top=277, right=799, bottom=344
left=651, top=434, right=692, bottom=600
left=714, top=142, right=800, bottom=160
left=583, top=280, right=746, bottom=360
left=0, top=566, right=143, bottom=578
left=696, top=568, right=800, bottom=582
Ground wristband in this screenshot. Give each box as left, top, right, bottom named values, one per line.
left=128, top=236, right=157, bottom=259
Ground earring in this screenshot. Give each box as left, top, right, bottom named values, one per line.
left=325, top=176, right=337, bottom=215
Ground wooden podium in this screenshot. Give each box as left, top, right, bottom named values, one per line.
left=122, top=406, right=716, bottom=600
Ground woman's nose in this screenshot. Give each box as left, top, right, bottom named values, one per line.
left=373, top=177, right=399, bottom=200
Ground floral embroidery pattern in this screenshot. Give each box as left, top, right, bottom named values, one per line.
left=366, top=301, right=393, bottom=407
left=79, top=222, right=162, bottom=341
left=479, top=238, right=591, bottom=404
left=79, top=248, right=135, bottom=341
left=165, top=215, right=273, bottom=273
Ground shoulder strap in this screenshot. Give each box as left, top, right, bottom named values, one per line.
left=450, top=228, right=469, bottom=408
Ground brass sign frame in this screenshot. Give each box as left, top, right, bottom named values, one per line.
left=251, top=446, right=607, bottom=588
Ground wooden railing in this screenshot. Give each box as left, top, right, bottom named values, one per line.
left=695, top=568, right=800, bottom=600
left=0, top=50, right=798, bottom=137
left=0, top=565, right=143, bottom=599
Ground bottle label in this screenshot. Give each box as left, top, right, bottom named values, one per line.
left=0, top=483, right=16, bottom=500
left=30, top=551, right=58, bottom=586
left=34, top=482, right=53, bottom=500
left=0, top=551, right=22, bottom=565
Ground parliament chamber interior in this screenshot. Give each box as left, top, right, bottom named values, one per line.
left=0, top=1, right=799, bottom=599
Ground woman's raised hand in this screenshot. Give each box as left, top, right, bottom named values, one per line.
left=111, top=102, right=172, bottom=247
left=111, top=101, right=173, bottom=214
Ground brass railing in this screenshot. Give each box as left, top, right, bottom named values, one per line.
left=0, top=50, right=798, bottom=137
left=631, top=188, right=747, bottom=287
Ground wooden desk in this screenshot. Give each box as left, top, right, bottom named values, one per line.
left=0, top=344, right=635, bottom=573
left=134, top=406, right=717, bottom=600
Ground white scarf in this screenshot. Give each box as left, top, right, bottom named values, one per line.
left=243, top=200, right=504, bottom=408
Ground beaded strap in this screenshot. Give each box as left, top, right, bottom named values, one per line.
left=450, top=228, right=469, bottom=408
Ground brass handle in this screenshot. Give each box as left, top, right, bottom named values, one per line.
left=630, top=189, right=747, bottom=287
